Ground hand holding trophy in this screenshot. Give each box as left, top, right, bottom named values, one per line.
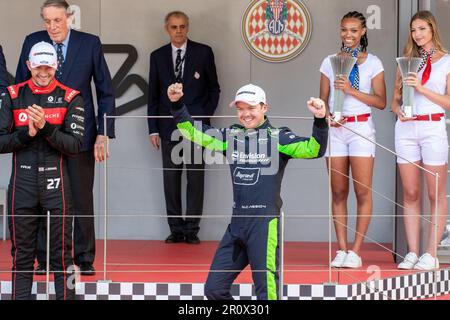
left=396, top=57, right=422, bottom=118
left=329, top=53, right=357, bottom=122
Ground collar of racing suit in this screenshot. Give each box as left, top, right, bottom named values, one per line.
left=255, top=117, right=270, bottom=130
left=27, top=78, right=59, bottom=95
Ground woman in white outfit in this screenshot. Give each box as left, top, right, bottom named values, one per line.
left=393, top=11, right=450, bottom=271
left=320, top=11, right=386, bottom=268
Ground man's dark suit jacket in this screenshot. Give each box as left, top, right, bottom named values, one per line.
left=0, top=45, right=8, bottom=88
left=148, top=39, right=220, bottom=141
left=15, top=29, right=115, bottom=151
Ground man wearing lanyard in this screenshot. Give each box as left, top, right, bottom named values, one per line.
left=148, top=11, right=220, bottom=244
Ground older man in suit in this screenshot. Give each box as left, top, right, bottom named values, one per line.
left=15, top=0, right=115, bottom=275
left=0, top=45, right=8, bottom=88
left=148, top=11, right=220, bottom=244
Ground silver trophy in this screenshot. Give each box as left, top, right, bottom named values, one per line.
left=330, top=54, right=357, bottom=121
left=396, top=57, right=422, bottom=118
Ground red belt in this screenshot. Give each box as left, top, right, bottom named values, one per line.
left=343, top=113, right=371, bottom=122
left=414, top=113, right=445, bottom=121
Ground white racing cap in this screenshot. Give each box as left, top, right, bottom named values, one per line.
left=229, top=84, right=267, bottom=107
left=28, top=41, right=57, bottom=69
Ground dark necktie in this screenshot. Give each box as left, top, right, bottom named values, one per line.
left=175, top=49, right=183, bottom=83
left=56, top=43, right=64, bottom=80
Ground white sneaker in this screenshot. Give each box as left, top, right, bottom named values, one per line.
left=441, top=236, right=450, bottom=246
left=342, top=250, right=362, bottom=268
left=397, top=252, right=419, bottom=270
left=414, top=253, right=439, bottom=271
left=441, top=225, right=450, bottom=245
left=330, top=250, right=347, bottom=268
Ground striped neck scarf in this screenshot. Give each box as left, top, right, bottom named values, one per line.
left=418, top=47, right=436, bottom=85
left=342, top=45, right=362, bottom=90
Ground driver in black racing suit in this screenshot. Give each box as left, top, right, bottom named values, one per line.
left=0, top=41, right=84, bottom=300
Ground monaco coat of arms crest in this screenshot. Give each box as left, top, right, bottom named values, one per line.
left=242, top=0, right=312, bottom=63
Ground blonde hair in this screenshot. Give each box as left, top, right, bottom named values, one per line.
left=403, top=10, right=447, bottom=57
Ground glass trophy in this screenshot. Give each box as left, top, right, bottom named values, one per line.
left=396, top=57, right=422, bottom=118
left=329, top=54, right=357, bottom=121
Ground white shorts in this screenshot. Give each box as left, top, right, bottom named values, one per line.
left=325, top=118, right=376, bottom=157
left=395, top=119, right=449, bottom=165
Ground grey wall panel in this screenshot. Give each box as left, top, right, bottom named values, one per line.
left=434, top=0, right=450, bottom=50
left=0, top=0, right=399, bottom=243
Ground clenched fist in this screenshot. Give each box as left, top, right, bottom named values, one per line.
left=306, top=97, right=326, bottom=119
left=167, top=83, right=184, bottom=102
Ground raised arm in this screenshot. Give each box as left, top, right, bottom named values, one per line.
left=168, top=83, right=227, bottom=153
left=278, top=98, right=329, bottom=159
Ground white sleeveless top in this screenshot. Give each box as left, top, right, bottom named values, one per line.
left=413, top=54, right=450, bottom=114
left=320, top=53, right=384, bottom=115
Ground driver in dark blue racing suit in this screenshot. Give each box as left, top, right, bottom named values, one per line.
left=167, top=83, right=328, bottom=300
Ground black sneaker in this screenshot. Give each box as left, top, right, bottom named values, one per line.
left=165, top=233, right=185, bottom=243
left=35, top=263, right=49, bottom=275
left=185, top=234, right=200, bottom=244
left=79, top=262, right=96, bottom=276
